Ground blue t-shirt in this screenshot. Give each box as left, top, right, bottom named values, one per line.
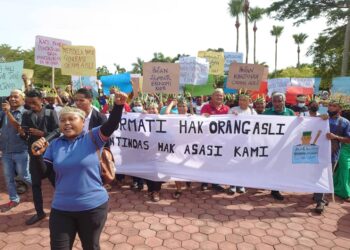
left=329, top=116, right=350, bottom=163
left=44, top=126, right=109, bottom=211
left=160, top=106, right=178, bottom=114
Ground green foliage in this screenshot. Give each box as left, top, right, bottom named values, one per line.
left=293, top=33, right=308, bottom=45
left=248, top=7, right=265, bottom=23
left=96, top=65, right=111, bottom=79
left=270, top=64, right=316, bottom=78
left=270, top=25, right=284, bottom=39
left=131, top=57, right=144, bottom=74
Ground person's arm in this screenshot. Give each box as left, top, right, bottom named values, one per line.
left=164, top=100, right=176, bottom=115
left=2, top=102, right=21, bottom=131
left=99, top=92, right=128, bottom=141
left=326, top=133, right=350, bottom=143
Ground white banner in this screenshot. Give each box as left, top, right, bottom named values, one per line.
left=268, top=78, right=291, bottom=96
left=111, top=114, right=333, bottom=193
left=35, top=35, right=71, bottom=68
left=179, top=57, right=209, bottom=85
left=290, top=78, right=315, bottom=88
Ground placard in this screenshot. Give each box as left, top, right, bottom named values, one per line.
left=179, top=57, right=209, bottom=85
left=61, top=45, right=96, bottom=76
left=142, top=63, right=179, bottom=94
left=35, top=35, right=71, bottom=68
left=0, top=61, right=24, bottom=96
left=224, top=52, right=243, bottom=72
left=198, top=51, right=224, bottom=75
left=268, top=78, right=291, bottom=96
left=227, top=62, right=265, bottom=90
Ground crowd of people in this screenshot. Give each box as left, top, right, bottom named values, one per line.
left=0, top=80, right=349, bottom=249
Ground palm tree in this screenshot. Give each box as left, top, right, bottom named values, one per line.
left=243, top=0, right=250, bottom=63
left=249, top=7, right=265, bottom=64
left=113, top=63, right=126, bottom=74
left=228, top=0, right=244, bottom=53
left=151, top=52, right=172, bottom=63
left=131, top=57, right=144, bottom=74
left=292, top=33, right=308, bottom=68
left=270, top=25, right=284, bottom=72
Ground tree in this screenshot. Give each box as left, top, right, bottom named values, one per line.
left=243, top=0, right=250, bottom=63
left=272, top=64, right=315, bottom=78
left=228, top=0, right=244, bottom=52
left=131, top=57, right=144, bottom=74
left=267, top=0, right=350, bottom=76
left=249, top=7, right=265, bottom=64
left=292, top=33, right=308, bottom=68
left=113, top=63, right=126, bottom=74
left=150, top=52, right=172, bottom=63
left=96, top=65, right=111, bottom=79
left=270, top=26, right=284, bottom=73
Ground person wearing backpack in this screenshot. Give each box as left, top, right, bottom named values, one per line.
left=31, top=91, right=127, bottom=250
left=20, top=89, right=60, bottom=225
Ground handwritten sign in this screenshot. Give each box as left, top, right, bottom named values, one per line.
left=0, top=61, right=24, bottom=96
left=332, top=77, right=350, bottom=95
left=198, top=51, right=224, bottom=75
left=35, top=35, right=71, bottom=68
left=100, top=73, right=132, bottom=94
left=224, top=52, right=243, bottom=72
left=72, top=76, right=98, bottom=97
left=143, top=63, right=179, bottom=94
left=61, top=45, right=96, bottom=76
left=179, top=57, right=209, bottom=85
left=268, top=78, right=291, bottom=96
left=292, top=145, right=319, bottom=164
left=227, top=62, right=265, bottom=90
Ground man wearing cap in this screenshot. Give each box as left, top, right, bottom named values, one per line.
left=263, top=92, right=295, bottom=200
left=314, top=99, right=350, bottom=213
left=292, top=94, right=308, bottom=116
left=0, top=90, right=32, bottom=212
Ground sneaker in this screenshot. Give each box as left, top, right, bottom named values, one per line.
left=25, top=213, right=46, bottom=225
left=173, top=191, right=182, bottom=199
left=271, top=191, right=284, bottom=201
left=315, top=201, right=326, bottom=214
left=201, top=184, right=208, bottom=191
left=212, top=185, right=225, bottom=192
left=1, top=201, right=19, bottom=212
left=131, top=182, right=139, bottom=190
left=152, top=192, right=160, bottom=202
left=237, top=187, right=246, bottom=194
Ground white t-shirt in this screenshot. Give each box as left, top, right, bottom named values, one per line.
left=83, top=109, right=93, bottom=133
left=229, top=106, right=257, bottom=115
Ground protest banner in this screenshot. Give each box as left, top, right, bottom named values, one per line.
left=61, top=45, right=96, bottom=76
left=179, top=57, right=209, bottom=85
left=267, top=78, right=291, bottom=96
left=224, top=52, right=243, bottom=72
left=198, top=51, right=224, bottom=75
left=332, top=77, right=350, bottom=95
left=227, top=62, right=265, bottom=90
left=71, top=76, right=98, bottom=97
left=0, top=60, right=24, bottom=96
left=22, top=69, right=34, bottom=79
left=111, top=113, right=332, bottom=193
left=290, top=78, right=315, bottom=88
left=143, top=63, right=179, bottom=94
left=100, top=73, right=132, bottom=94
left=35, top=35, right=71, bottom=68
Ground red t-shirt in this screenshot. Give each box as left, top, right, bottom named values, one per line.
left=200, top=103, right=229, bottom=115
left=124, top=103, right=131, bottom=112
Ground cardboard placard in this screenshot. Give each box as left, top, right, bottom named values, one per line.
left=142, top=63, right=179, bottom=94
left=61, top=45, right=96, bottom=76
left=198, top=51, right=224, bottom=76
left=0, top=61, right=24, bottom=96
left=227, top=62, right=265, bottom=90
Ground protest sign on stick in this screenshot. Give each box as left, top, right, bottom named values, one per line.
left=143, top=63, right=180, bottom=94
left=0, top=61, right=24, bottom=96
left=268, top=78, right=291, bottom=96
left=179, top=57, right=209, bottom=85
left=198, top=51, right=224, bottom=76
left=227, top=62, right=265, bottom=90
left=224, top=52, right=243, bottom=72
left=61, top=45, right=96, bottom=77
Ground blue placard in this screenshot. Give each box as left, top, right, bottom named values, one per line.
left=0, top=60, right=24, bottom=96
left=332, top=77, right=350, bottom=94
left=100, top=73, right=132, bottom=94
left=292, top=145, right=319, bottom=164
left=223, top=76, right=237, bottom=94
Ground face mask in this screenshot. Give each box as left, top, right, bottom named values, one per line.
left=297, top=103, right=305, bottom=108
left=328, top=110, right=338, bottom=117
left=132, top=106, right=143, bottom=113
left=310, top=106, right=318, bottom=112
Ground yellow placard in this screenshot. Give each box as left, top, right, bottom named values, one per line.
left=60, top=45, right=96, bottom=76
left=198, top=51, right=224, bottom=76
left=23, top=69, right=34, bottom=79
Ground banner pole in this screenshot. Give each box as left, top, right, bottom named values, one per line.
left=51, top=67, right=55, bottom=89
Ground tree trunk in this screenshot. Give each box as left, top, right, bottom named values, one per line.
left=245, top=11, right=249, bottom=63
left=341, top=15, right=350, bottom=76
left=236, top=16, right=240, bottom=53
left=275, top=38, right=278, bottom=73
left=297, top=45, right=300, bottom=68
left=253, top=23, right=257, bottom=64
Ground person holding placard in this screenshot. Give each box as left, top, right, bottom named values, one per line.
left=30, top=92, right=127, bottom=250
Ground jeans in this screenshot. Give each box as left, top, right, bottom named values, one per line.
left=1, top=152, right=31, bottom=203
left=50, top=202, right=108, bottom=250
left=29, top=155, right=55, bottom=215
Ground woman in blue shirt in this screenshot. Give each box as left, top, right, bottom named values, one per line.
left=31, top=92, right=127, bottom=250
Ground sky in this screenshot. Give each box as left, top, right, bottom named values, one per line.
left=0, top=0, right=330, bottom=73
